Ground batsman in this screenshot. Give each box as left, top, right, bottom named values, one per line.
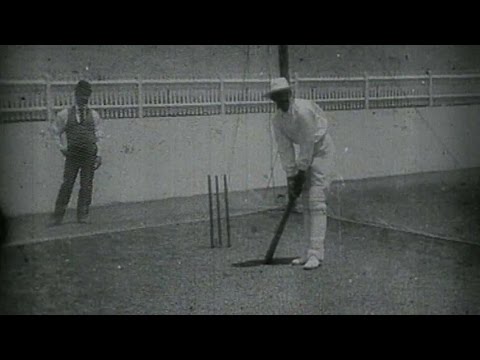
left=267, top=78, right=336, bottom=270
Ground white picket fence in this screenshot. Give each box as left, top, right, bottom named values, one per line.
left=1, top=73, right=480, bottom=123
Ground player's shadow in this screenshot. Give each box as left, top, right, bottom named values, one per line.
left=232, top=257, right=297, bottom=268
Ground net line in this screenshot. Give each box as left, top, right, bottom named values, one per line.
left=222, top=46, right=476, bottom=248
left=321, top=55, right=475, bottom=248
left=225, top=45, right=281, bottom=210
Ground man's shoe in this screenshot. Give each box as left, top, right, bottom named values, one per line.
left=303, top=256, right=322, bottom=270
left=291, top=256, right=308, bottom=266
left=77, top=207, right=90, bottom=224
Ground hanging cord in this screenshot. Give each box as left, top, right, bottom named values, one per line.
left=226, top=45, right=250, bottom=176
left=264, top=45, right=280, bottom=195
left=253, top=46, right=283, bottom=206
left=224, top=45, right=280, bottom=209
left=376, top=48, right=461, bottom=167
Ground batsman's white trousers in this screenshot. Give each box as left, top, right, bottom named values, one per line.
left=300, top=134, right=335, bottom=261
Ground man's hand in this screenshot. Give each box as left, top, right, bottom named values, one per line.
left=60, top=148, right=69, bottom=157
left=94, top=155, right=102, bottom=170
left=287, top=170, right=307, bottom=200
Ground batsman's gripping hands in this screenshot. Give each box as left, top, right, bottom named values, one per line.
left=287, top=170, right=307, bottom=201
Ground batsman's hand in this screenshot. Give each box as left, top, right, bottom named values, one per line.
left=288, top=170, right=307, bottom=200
left=94, top=155, right=102, bottom=170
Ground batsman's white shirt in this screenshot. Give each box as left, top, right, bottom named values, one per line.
left=272, top=98, right=332, bottom=178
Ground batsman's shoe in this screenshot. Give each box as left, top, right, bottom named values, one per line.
left=291, top=256, right=308, bottom=266
left=303, top=256, right=322, bottom=270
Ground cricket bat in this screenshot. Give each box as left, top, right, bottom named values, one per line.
left=264, top=197, right=298, bottom=264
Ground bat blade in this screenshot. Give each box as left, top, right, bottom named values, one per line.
left=264, top=197, right=297, bottom=264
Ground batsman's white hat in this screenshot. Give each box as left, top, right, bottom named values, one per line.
left=265, top=77, right=291, bottom=98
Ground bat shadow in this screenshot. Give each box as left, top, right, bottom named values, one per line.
left=232, top=257, right=297, bottom=268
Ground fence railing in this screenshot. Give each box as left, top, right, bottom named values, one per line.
left=1, top=72, right=480, bottom=123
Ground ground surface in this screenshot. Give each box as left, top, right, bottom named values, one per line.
left=0, top=168, right=479, bottom=315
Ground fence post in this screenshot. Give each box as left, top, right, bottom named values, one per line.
left=138, top=76, right=144, bottom=118
left=220, top=77, right=226, bottom=116
left=428, top=71, right=433, bottom=107
left=45, top=75, right=52, bottom=122
left=364, top=72, right=370, bottom=110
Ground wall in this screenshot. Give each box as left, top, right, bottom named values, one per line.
left=328, top=106, right=480, bottom=180
left=1, top=105, right=480, bottom=217
left=290, top=45, right=480, bottom=76
left=0, top=112, right=282, bottom=216
left=2, top=45, right=480, bottom=80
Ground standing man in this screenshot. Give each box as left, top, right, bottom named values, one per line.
left=50, top=80, right=104, bottom=225
left=267, top=78, right=335, bottom=270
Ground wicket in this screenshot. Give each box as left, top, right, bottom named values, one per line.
left=208, top=174, right=231, bottom=248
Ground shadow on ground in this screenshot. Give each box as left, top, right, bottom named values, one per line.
left=1, top=168, right=479, bottom=314
left=232, top=257, right=297, bottom=268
